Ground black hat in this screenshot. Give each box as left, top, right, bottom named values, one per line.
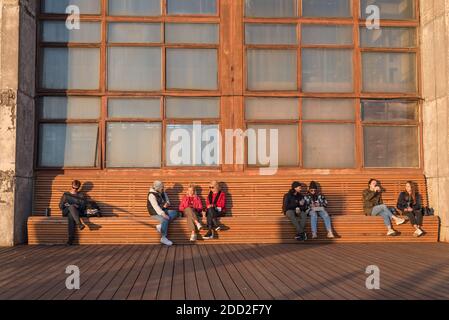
left=309, top=181, right=318, bottom=190
left=291, top=181, right=301, bottom=189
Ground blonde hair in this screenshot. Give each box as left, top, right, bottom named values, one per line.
left=187, top=183, right=197, bottom=195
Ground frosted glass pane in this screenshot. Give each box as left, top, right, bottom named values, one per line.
left=362, top=100, right=418, bottom=122
left=166, top=125, right=220, bottom=166
left=302, top=49, right=353, bottom=93
left=245, top=0, right=298, bottom=17
left=361, top=0, right=415, bottom=20
left=108, top=47, right=161, bottom=91
left=107, top=122, right=162, bottom=167
left=245, top=98, right=298, bottom=120
left=247, top=124, right=298, bottom=166
left=362, top=52, right=416, bottom=93
left=40, top=96, right=101, bottom=119
left=166, top=98, right=220, bottom=119
left=302, top=0, right=351, bottom=17
left=41, top=48, right=100, bottom=90
left=247, top=49, right=297, bottom=91
left=301, top=25, right=353, bottom=45
left=303, top=124, right=355, bottom=168
left=165, top=23, right=218, bottom=44
left=245, top=24, right=297, bottom=45
left=360, top=27, right=416, bottom=48
left=302, top=99, right=355, bottom=120
left=108, top=23, right=162, bottom=43
left=39, top=124, right=98, bottom=167
left=108, top=99, right=161, bottom=118
left=41, top=21, right=101, bottom=43
left=167, top=0, right=217, bottom=14
left=42, top=0, right=101, bottom=14
left=108, top=0, right=161, bottom=16
left=364, top=126, right=419, bottom=167
left=166, top=49, right=217, bottom=90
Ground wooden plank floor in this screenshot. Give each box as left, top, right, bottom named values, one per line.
left=1, top=244, right=449, bottom=300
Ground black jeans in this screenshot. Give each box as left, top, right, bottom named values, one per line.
left=65, top=205, right=83, bottom=242
left=404, top=209, right=423, bottom=226
left=206, top=208, right=223, bottom=230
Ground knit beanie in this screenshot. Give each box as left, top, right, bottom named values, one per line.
left=291, top=181, right=301, bottom=189
left=309, top=181, right=318, bottom=190
left=153, top=180, right=164, bottom=192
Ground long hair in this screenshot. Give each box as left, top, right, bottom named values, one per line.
left=405, top=181, right=417, bottom=204
left=187, top=183, right=197, bottom=196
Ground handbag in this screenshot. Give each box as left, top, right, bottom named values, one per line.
left=422, top=207, right=435, bottom=216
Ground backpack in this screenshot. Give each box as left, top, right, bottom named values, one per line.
left=85, top=201, right=102, bottom=217
left=422, top=207, right=435, bottom=216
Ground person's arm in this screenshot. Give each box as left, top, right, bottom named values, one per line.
left=397, top=193, right=406, bottom=211
left=149, top=193, right=166, bottom=216
left=413, top=194, right=423, bottom=211
left=363, top=189, right=378, bottom=201
left=194, top=196, right=203, bottom=212
left=320, top=194, right=328, bottom=208
left=59, top=193, right=67, bottom=211
left=216, top=192, right=226, bottom=212
left=178, top=196, right=187, bottom=212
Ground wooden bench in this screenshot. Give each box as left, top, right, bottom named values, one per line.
left=27, top=172, right=440, bottom=244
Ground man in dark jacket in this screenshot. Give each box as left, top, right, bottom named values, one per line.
left=283, top=181, right=308, bottom=241
left=59, top=180, right=87, bottom=245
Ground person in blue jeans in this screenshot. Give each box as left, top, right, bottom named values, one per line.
left=304, top=181, right=335, bottom=239
left=363, top=179, right=406, bottom=236
left=147, top=181, right=178, bottom=246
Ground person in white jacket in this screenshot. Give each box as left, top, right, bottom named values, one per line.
left=147, top=181, right=178, bottom=246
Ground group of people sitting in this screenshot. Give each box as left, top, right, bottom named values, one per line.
left=58, top=178, right=426, bottom=246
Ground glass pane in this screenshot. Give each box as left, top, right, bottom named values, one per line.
left=42, top=0, right=101, bottom=14
left=108, top=99, right=161, bottom=118
left=39, top=96, right=101, bottom=119
left=165, top=23, right=218, bottom=44
left=302, top=99, right=355, bottom=120
left=364, top=126, right=419, bottom=167
left=41, top=21, right=101, bottom=43
left=108, top=23, right=161, bottom=43
left=108, top=0, right=161, bottom=16
left=41, top=48, right=100, bottom=90
left=247, top=124, right=298, bottom=166
left=302, top=0, right=351, bottom=17
left=362, top=52, right=416, bottom=93
left=245, top=98, right=298, bottom=120
left=360, top=0, right=415, bottom=20
left=166, top=124, right=220, bottom=166
left=166, top=98, right=220, bottom=119
left=247, top=49, right=297, bottom=91
left=360, top=27, right=416, bottom=48
left=167, top=0, right=217, bottom=15
left=245, top=0, right=298, bottom=17
left=362, top=100, right=418, bottom=122
left=108, top=47, right=161, bottom=91
left=301, top=25, right=353, bottom=45
left=166, top=49, right=218, bottom=90
left=107, top=122, right=162, bottom=167
left=303, top=124, right=355, bottom=168
left=302, top=49, right=353, bottom=93
left=245, top=24, right=297, bottom=45
left=39, top=124, right=98, bottom=167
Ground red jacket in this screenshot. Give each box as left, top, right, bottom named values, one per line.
left=179, top=195, right=203, bottom=213
left=206, top=191, right=226, bottom=213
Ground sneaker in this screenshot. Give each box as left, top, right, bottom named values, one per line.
left=156, top=224, right=162, bottom=234
left=203, top=231, right=214, bottom=240
left=215, top=225, right=222, bottom=231
left=395, top=218, right=406, bottom=226
left=387, top=229, right=397, bottom=236
left=414, top=229, right=424, bottom=237
left=327, top=231, right=335, bottom=239
left=78, top=224, right=85, bottom=231
left=295, top=233, right=303, bottom=241
left=190, top=233, right=197, bottom=242
left=160, top=236, right=173, bottom=246
left=303, top=232, right=308, bottom=241
left=312, top=233, right=318, bottom=239
left=196, top=222, right=203, bottom=231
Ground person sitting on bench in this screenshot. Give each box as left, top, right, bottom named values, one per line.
left=283, top=181, right=308, bottom=241
left=204, top=181, right=226, bottom=240
left=59, top=180, right=87, bottom=246
left=179, top=183, right=204, bottom=242
left=397, top=181, right=424, bottom=237
left=147, top=181, right=178, bottom=246
left=304, top=181, right=335, bottom=239
left=363, top=179, right=406, bottom=236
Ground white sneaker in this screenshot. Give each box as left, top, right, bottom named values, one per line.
left=196, top=222, right=203, bottom=230
left=156, top=224, right=162, bottom=234
left=414, top=229, right=424, bottom=237
left=387, top=229, right=397, bottom=236
left=327, top=231, right=335, bottom=239
left=312, top=233, right=318, bottom=239
left=395, top=218, right=406, bottom=226
left=190, top=233, right=197, bottom=242
left=160, top=236, right=173, bottom=246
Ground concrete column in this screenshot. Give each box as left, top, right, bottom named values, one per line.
left=0, top=0, right=36, bottom=246
left=420, top=0, right=449, bottom=242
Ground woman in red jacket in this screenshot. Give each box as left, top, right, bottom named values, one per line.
left=179, top=183, right=204, bottom=242
left=204, top=181, right=226, bottom=239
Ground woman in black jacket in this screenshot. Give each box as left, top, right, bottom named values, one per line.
left=397, top=181, right=424, bottom=237
left=59, top=180, right=87, bottom=245
left=283, top=181, right=308, bottom=241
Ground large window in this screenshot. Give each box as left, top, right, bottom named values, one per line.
left=38, top=0, right=421, bottom=170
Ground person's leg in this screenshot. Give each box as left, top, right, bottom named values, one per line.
left=406, top=211, right=418, bottom=228
left=68, top=205, right=83, bottom=226
left=67, top=214, right=76, bottom=244
left=184, top=208, right=196, bottom=233
left=415, top=210, right=424, bottom=227
left=206, top=208, right=216, bottom=231
left=286, top=210, right=301, bottom=234
left=152, top=214, right=167, bottom=237
left=309, top=210, right=318, bottom=235
left=299, top=211, right=308, bottom=234
left=372, top=205, right=392, bottom=228
left=319, top=210, right=333, bottom=232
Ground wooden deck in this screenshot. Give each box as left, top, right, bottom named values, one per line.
left=1, top=243, right=449, bottom=300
